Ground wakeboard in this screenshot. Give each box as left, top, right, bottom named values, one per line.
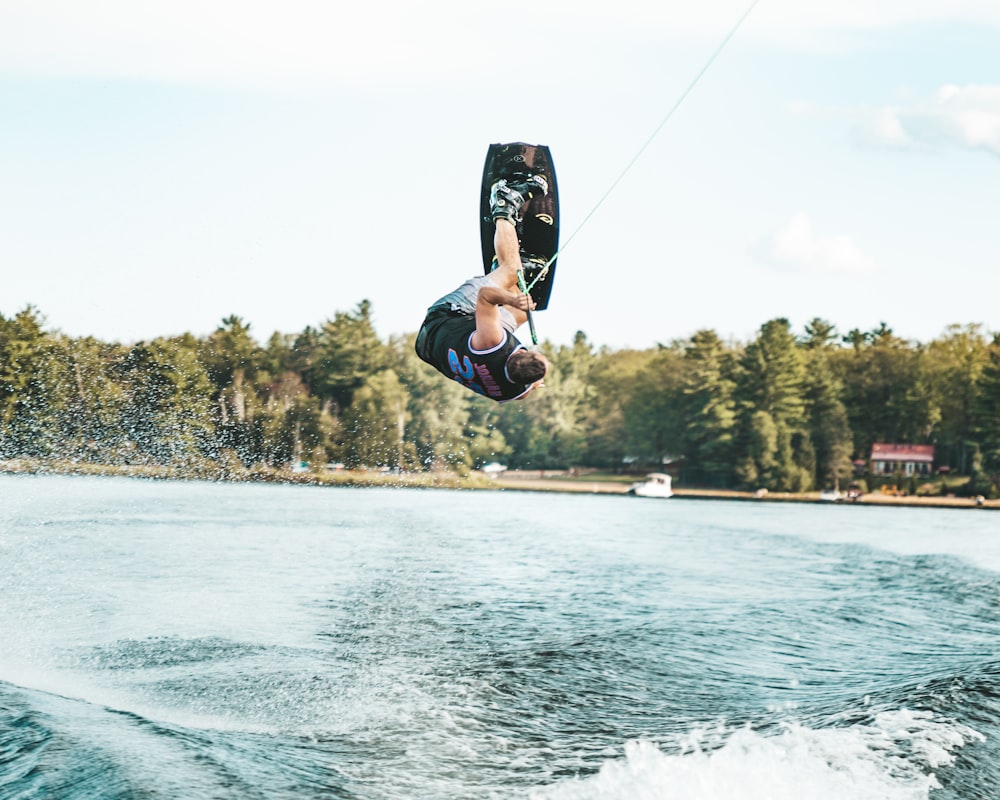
left=479, top=142, right=559, bottom=310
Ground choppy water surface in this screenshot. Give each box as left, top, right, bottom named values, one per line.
left=2, top=474, right=1000, bottom=799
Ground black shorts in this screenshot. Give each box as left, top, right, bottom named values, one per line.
left=415, top=307, right=475, bottom=368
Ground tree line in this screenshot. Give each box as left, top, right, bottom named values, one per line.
left=2, top=304, right=1000, bottom=496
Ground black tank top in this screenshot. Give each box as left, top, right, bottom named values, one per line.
left=418, top=314, right=532, bottom=402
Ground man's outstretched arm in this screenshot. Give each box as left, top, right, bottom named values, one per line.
left=471, top=283, right=534, bottom=351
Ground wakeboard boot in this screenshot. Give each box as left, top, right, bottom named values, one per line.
left=489, top=174, right=549, bottom=225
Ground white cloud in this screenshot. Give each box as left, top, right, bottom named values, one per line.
left=745, top=0, right=1000, bottom=46
left=753, top=213, right=877, bottom=275
left=868, top=107, right=913, bottom=148
left=862, top=85, right=1000, bottom=157
left=1, top=1, right=999, bottom=89
left=0, top=1, right=492, bottom=89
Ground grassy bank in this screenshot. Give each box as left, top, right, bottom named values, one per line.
left=0, top=458, right=492, bottom=491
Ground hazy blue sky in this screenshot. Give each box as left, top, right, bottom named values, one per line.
left=2, top=1, right=997, bottom=349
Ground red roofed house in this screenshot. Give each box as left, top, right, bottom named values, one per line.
left=870, top=443, right=935, bottom=477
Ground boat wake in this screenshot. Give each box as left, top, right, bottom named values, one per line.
left=531, top=710, right=983, bottom=800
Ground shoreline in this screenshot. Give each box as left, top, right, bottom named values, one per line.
left=1, top=459, right=996, bottom=510
left=490, top=473, right=999, bottom=510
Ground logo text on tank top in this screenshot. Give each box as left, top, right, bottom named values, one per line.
left=447, top=348, right=503, bottom=398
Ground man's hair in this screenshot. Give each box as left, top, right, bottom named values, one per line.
left=508, top=349, right=548, bottom=384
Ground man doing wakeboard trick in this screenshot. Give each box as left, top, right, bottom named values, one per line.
left=415, top=175, right=550, bottom=401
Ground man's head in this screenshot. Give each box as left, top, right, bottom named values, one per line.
left=507, top=349, right=549, bottom=385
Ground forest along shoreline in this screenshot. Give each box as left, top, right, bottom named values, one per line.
left=1, top=459, right=996, bottom=510
left=4, top=308, right=1000, bottom=504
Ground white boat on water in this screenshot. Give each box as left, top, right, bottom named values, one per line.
left=627, top=473, right=673, bottom=498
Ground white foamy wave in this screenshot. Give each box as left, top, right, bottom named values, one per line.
left=530, top=710, right=983, bottom=800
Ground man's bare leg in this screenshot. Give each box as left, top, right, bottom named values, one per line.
left=492, top=219, right=522, bottom=292
left=490, top=219, right=531, bottom=327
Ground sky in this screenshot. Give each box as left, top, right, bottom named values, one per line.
left=1, top=1, right=998, bottom=350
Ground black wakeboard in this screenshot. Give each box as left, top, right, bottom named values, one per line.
left=479, top=142, right=560, bottom=311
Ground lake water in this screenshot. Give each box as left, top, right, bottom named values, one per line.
left=2, top=473, right=999, bottom=799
